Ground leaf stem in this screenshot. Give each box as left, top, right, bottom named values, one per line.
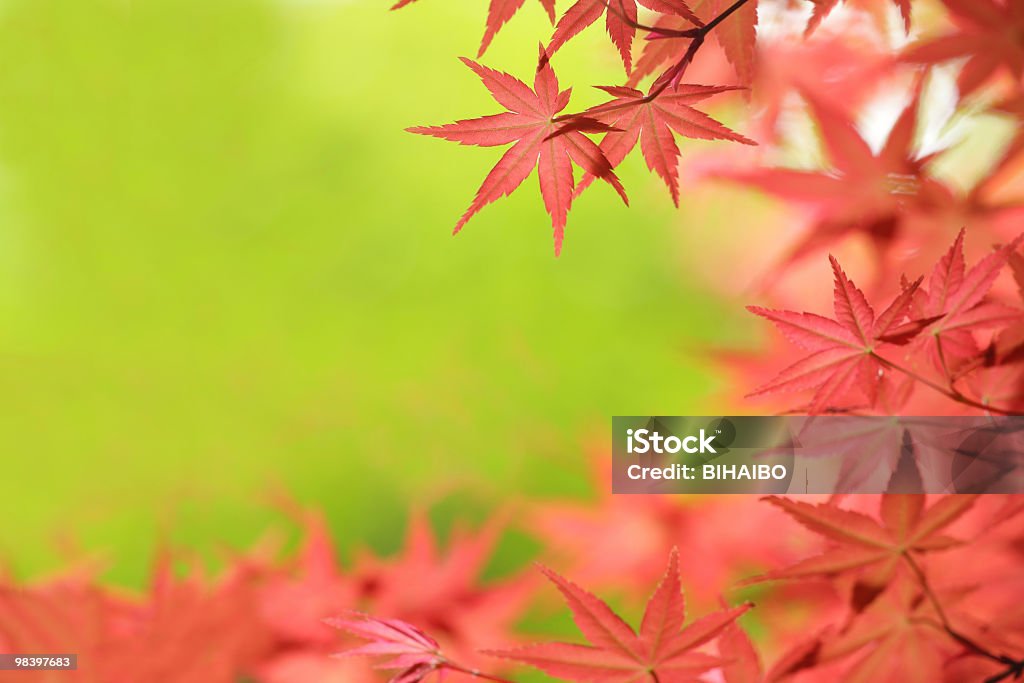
left=443, top=662, right=517, bottom=683
left=869, top=352, right=1019, bottom=416
left=902, top=554, right=995, bottom=659
left=903, top=553, right=1024, bottom=680
left=700, top=0, right=751, bottom=34
left=985, top=660, right=1024, bottom=683
left=552, top=0, right=752, bottom=125
left=601, top=0, right=702, bottom=35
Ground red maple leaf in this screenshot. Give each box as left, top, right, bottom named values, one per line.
left=719, top=622, right=825, bottom=683
left=720, top=624, right=761, bottom=683
left=719, top=85, right=954, bottom=268
left=628, top=14, right=695, bottom=87
left=906, top=228, right=1024, bottom=378
left=108, top=552, right=275, bottom=683
left=350, top=514, right=534, bottom=665
left=259, top=509, right=356, bottom=646
left=410, top=54, right=627, bottom=255
left=485, top=548, right=751, bottom=683
left=805, top=0, right=912, bottom=36
left=576, top=84, right=755, bottom=205
left=747, top=253, right=929, bottom=412
left=953, top=238, right=1024, bottom=408
left=988, top=246, right=1024, bottom=364
left=771, top=417, right=988, bottom=495
left=747, top=35, right=891, bottom=145
left=759, top=495, right=977, bottom=605
left=327, top=613, right=447, bottom=683
left=546, top=0, right=702, bottom=75
left=0, top=580, right=123, bottom=683
left=903, top=0, right=1024, bottom=96
left=526, top=451, right=827, bottom=622
left=806, top=576, right=964, bottom=683
left=391, top=0, right=557, bottom=57
left=0, top=557, right=276, bottom=683
left=631, top=0, right=759, bottom=84
left=700, top=0, right=758, bottom=84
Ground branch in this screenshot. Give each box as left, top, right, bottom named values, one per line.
left=870, top=352, right=1020, bottom=417
left=902, top=553, right=1024, bottom=681
left=985, top=660, right=1024, bottom=683
left=701, top=0, right=750, bottom=34
left=551, top=0, right=752, bottom=128
left=443, top=663, right=517, bottom=683
left=602, top=0, right=702, bottom=36
left=645, top=0, right=750, bottom=97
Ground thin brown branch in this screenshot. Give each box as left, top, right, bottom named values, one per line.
left=870, top=352, right=1019, bottom=416
left=601, top=0, right=702, bottom=36
left=701, top=0, right=750, bottom=34
left=903, top=553, right=996, bottom=660
left=985, top=660, right=1024, bottom=683
left=443, top=663, right=518, bottom=683
left=903, top=553, right=1024, bottom=681
left=552, top=0, right=752, bottom=128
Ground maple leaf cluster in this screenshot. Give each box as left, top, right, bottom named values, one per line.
left=0, top=509, right=531, bottom=683
left=746, top=230, right=1024, bottom=414
left=332, top=493, right=1024, bottom=683
left=396, top=0, right=1024, bottom=416
left=396, top=0, right=929, bottom=255
left=708, top=2, right=1024, bottom=415
left=339, top=549, right=754, bottom=683
left=1, top=491, right=1023, bottom=683
left=402, top=0, right=762, bottom=254
left=741, top=494, right=1024, bottom=682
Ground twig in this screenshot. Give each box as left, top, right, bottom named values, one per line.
left=903, top=554, right=1024, bottom=681
left=870, top=352, right=1019, bottom=416
left=443, top=663, right=518, bottom=683
left=551, top=0, right=752, bottom=126
left=602, top=0, right=702, bottom=36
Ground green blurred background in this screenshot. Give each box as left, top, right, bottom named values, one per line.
left=0, top=0, right=745, bottom=587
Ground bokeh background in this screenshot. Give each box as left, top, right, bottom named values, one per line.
left=0, top=0, right=754, bottom=587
